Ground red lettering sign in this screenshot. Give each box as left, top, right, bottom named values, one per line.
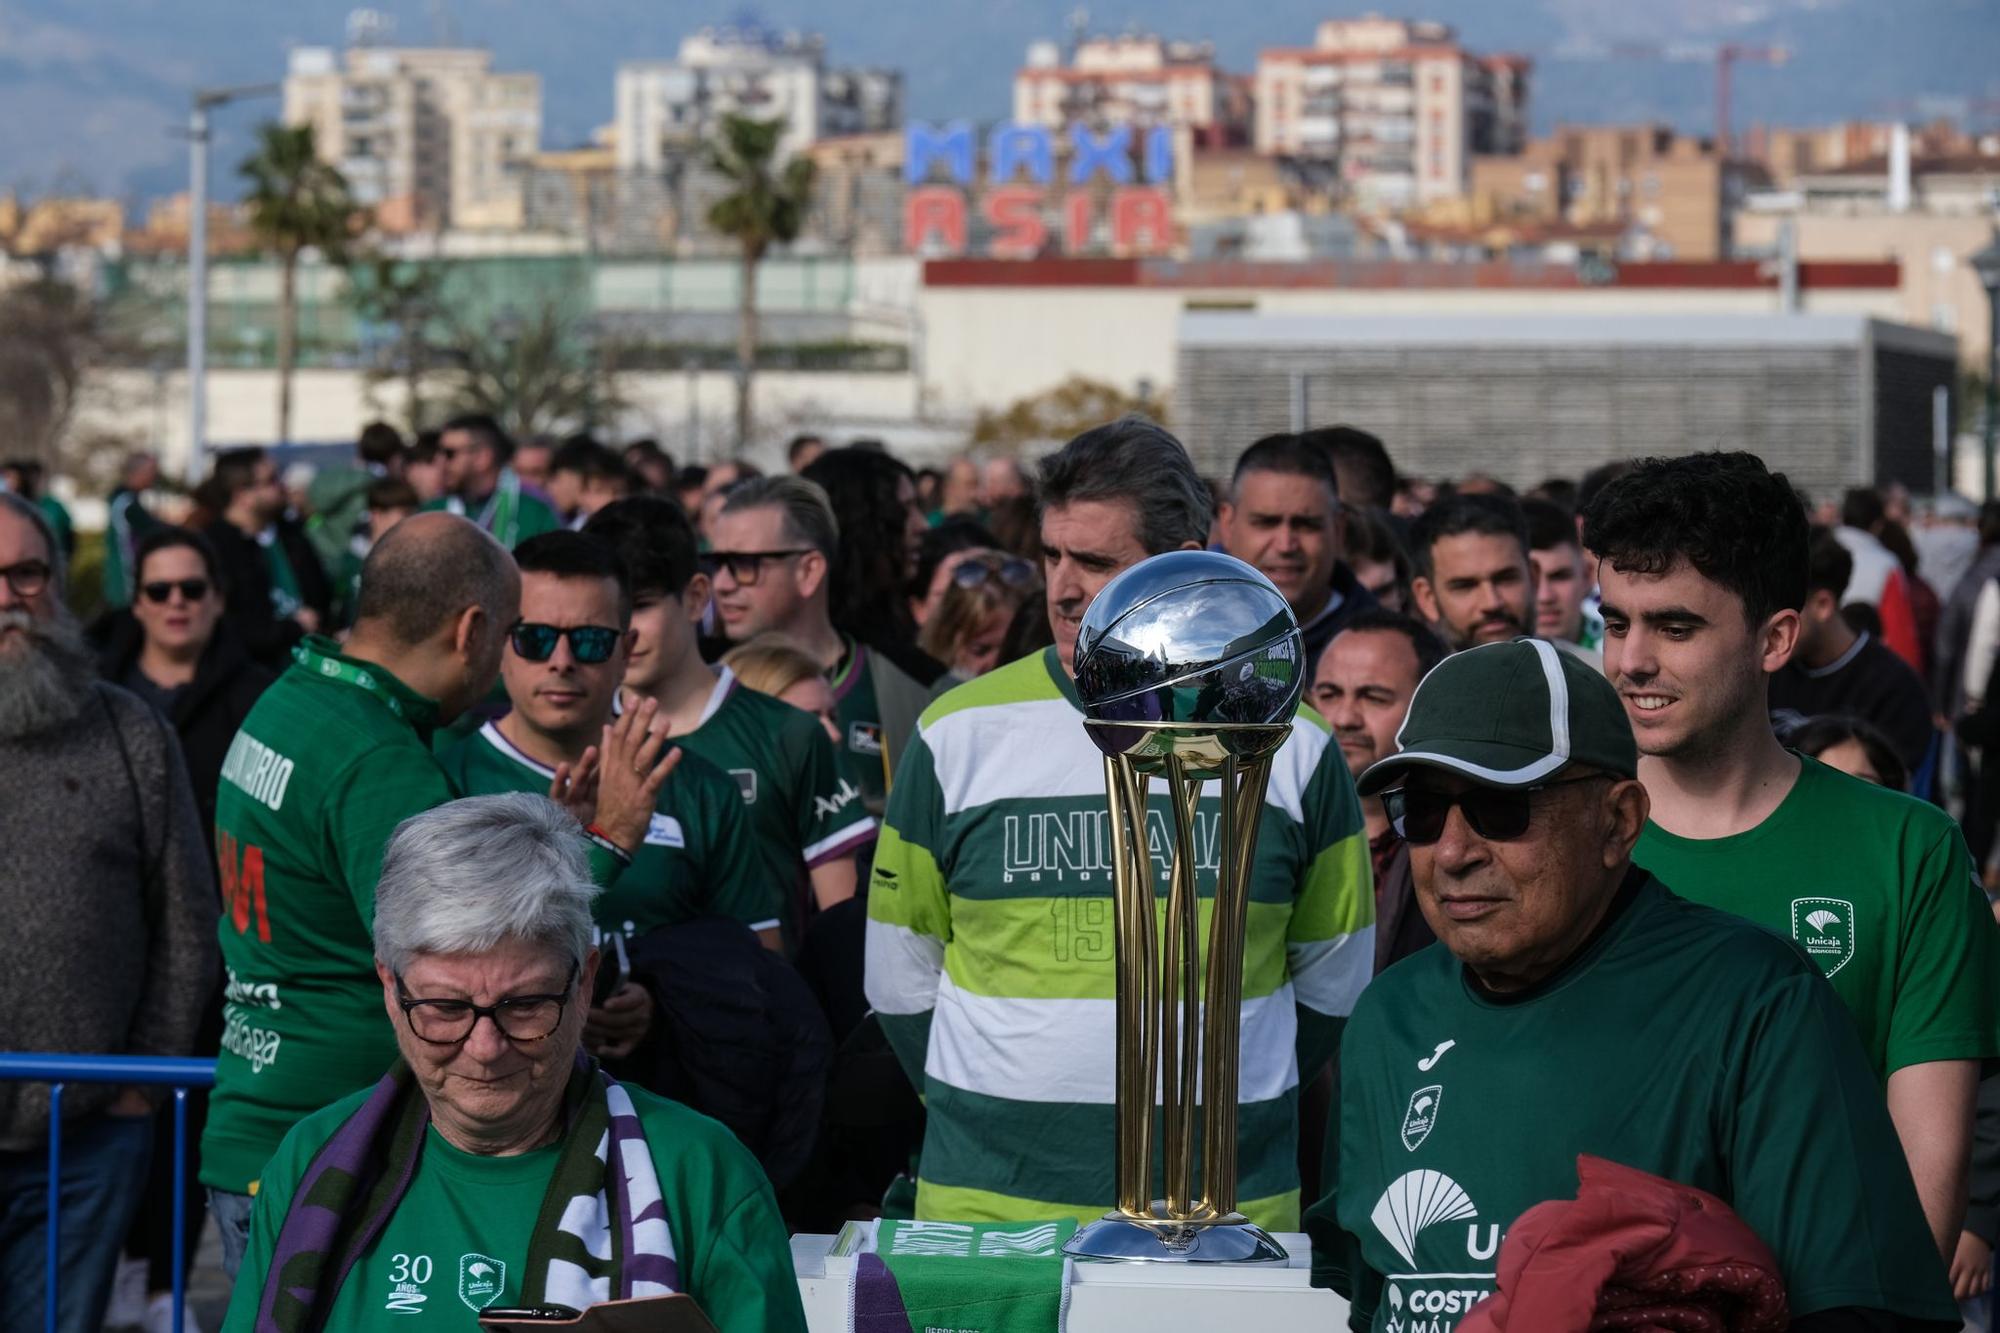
left=219, top=831, right=271, bottom=943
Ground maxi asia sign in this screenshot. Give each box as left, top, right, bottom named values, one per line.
left=903, top=121, right=1176, bottom=259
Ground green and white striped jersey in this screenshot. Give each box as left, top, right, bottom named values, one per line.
left=865, top=647, right=1375, bottom=1232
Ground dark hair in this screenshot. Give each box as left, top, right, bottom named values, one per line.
left=913, top=516, right=1000, bottom=600
left=1038, top=415, right=1211, bottom=555
left=583, top=496, right=699, bottom=600
left=1807, top=526, right=1854, bottom=599
left=1530, top=477, right=1579, bottom=510
left=1343, top=505, right=1412, bottom=584
left=1877, top=520, right=1919, bottom=577
left=357, top=421, right=405, bottom=468
left=1841, top=487, right=1885, bottom=533
left=365, top=478, right=420, bottom=512
left=1300, top=426, right=1394, bottom=510
left=409, top=431, right=441, bottom=464
left=1521, top=497, right=1578, bottom=554
left=512, top=531, right=630, bottom=622
left=551, top=437, right=628, bottom=485
left=1581, top=452, right=1808, bottom=625
left=1408, top=492, right=1529, bottom=581
left=1231, top=433, right=1340, bottom=503
left=1787, top=714, right=1908, bottom=792
left=441, top=413, right=513, bottom=463
left=673, top=464, right=709, bottom=495
left=1980, top=500, right=2000, bottom=548
left=1576, top=460, right=1634, bottom=515
left=195, top=447, right=268, bottom=514
left=787, top=434, right=825, bottom=467
left=986, top=494, right=1040, bottom=559
left=803, top=447, right=920, bottom=648
left=135, top=525, right=224, bottom=593
left=1336, top=607, right=1448, bottom=677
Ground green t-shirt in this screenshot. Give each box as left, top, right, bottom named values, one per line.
left=675, top=666, right=877, bottom=939
left=1311, top=874, right=1956, bottom=1332
left=1636, top=754, right=2000, bottom=1080
left=439, top=721, right=778, bottom=938
left=419, top=468, right=561, bottom=549
left=867, top=647, right=1376, bottom=1230
left=830, top=638, right=891, bottom=813
left=102, top=487, right=160, bottom=609
left=220, top=1082, right=807, bottom=1333
left=202, top=638, right=458, bottom=1193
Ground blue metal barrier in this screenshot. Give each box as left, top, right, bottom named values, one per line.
left=0, top=1053, right=217, bottom=1333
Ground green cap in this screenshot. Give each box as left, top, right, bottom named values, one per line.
left=1356, top=638, right=1638, bottom=796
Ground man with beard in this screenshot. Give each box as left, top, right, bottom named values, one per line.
left=0, top=492, right=216, bottom=1333
left=1409, top=492, right=1535, bottom=654
left=1584, top=452, right=1998, bottom=1269
left=1219, top=433, right=1377, bottom=673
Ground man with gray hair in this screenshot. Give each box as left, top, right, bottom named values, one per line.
left=866, top=416, right=1377, bottom=1229
left=707, top=473, right=933, bottom=812
left=0, top=491, right=216, bottom=1333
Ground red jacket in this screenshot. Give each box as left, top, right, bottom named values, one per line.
left=1458, top=1155, right=1789, bottom=1333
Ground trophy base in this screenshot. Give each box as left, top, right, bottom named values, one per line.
left=1063, top=1212, right=1289, bottom=1264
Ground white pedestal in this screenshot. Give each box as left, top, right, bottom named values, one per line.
left=792, top=1231, right=1349, bottom=1331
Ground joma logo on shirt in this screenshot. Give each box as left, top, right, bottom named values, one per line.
left=220, top=732, right=295, bottom=811
left=1001, top=808, right=1220, bottom=883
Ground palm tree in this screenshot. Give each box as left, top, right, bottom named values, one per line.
left=240, top=122, right=358, bottom=443
left=706, top=114, right=815, bottom=450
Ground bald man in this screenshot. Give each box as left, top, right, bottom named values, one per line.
left=200, top=513, right=523, bottom=1274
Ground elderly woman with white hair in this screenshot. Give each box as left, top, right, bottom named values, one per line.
left=221, top=793, right=805, bottom=1331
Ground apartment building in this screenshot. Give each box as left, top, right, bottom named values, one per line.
left=284, top=45, right=541, bottom=233
left=1255, top=16, right=1529, bottom=212
left=1012, top=34, right=1251, bottom=147
left=615, top=25, right=902, bottom=174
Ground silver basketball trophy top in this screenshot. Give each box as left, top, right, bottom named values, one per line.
left=1075, top=550, right=1305, bottom=772
left=1065, top=549, right=1303, bottom=1264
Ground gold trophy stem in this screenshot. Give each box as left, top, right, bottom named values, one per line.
left=1106, top=755, right=1157, bottom=1221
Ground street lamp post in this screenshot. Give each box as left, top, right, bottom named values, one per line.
left=1972, top=231, right=2000, bottom=501
left=185, top=83, right=278, bottom=480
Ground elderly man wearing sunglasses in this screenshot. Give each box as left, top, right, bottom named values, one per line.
left=1305, top=637, right=1956, bottom=1333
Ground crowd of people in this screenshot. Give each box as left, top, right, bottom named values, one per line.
left=0, top=409, right=1998, bottom=1332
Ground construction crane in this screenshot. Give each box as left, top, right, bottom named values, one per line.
left=1607, top=42, right=1790, bottom=159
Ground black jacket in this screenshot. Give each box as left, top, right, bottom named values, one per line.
left=200, top=518, right=334, bottom=672
left=1300, top=561, right=1381, bottom=676
left=95, top=613, right=276, bottom=856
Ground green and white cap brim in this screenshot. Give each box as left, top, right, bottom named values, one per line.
left=1357, top=637, right=1636, bottom=796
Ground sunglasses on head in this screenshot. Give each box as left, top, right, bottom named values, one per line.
left=508, top=622, right=621, bottom=665
left=140, top=578, right=210, bottom=604
left=1383, top=774, right=1604, bottom=845
left=952, top=555, right=1036, bottom=590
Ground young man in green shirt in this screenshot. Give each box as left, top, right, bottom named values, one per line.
left=1583, top=452, right=1999, bottom=1271
left=102, top=451, right=162, bottom=609
left=584, top=496, right=876, bottom=941
left=1311, top=637, right=1955, bottom=1332
left=439, top=530, right=775, bottom=1055
left=201, top=513, right=520, bottom=1272
left=707, top=475, right=934, bottom=814
left=420, top=413, right=561, bottom=548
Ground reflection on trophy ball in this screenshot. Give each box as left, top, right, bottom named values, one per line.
left=1074, top=551, right=1305, bottom=753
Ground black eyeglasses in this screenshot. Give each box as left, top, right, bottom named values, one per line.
left=952, top=556, right=1036, bottom=590
left=394, top=961, right=579, bottom=1046
left=140, top=578, right=211, bottom=605
left=699, top=549, right=812, bottom=587
left=509, top=622, right=622, bottom=665
left=0, top=559, right=51, bottom=599
left=1384, top=774, right=1605, bottom=845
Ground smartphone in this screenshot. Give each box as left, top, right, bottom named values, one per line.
left=478, top=1307, right=578, bottom=1324
left=590, top=930, right=630, bottom=1009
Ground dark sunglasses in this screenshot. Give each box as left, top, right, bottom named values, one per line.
left=952, top=556, right=1036, bottom=590
left=1384, top=774, right=1604, bottom=845
left=140, top=578, right=211, bottom=604
left=509, top=622, right=622, bottom=665
left=698, top=549, right=812, bottom=586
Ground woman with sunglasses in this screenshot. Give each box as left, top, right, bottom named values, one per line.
left=916, top=549, right=1039, bottom=683
left=91, top=525, right=274, bottom=1332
